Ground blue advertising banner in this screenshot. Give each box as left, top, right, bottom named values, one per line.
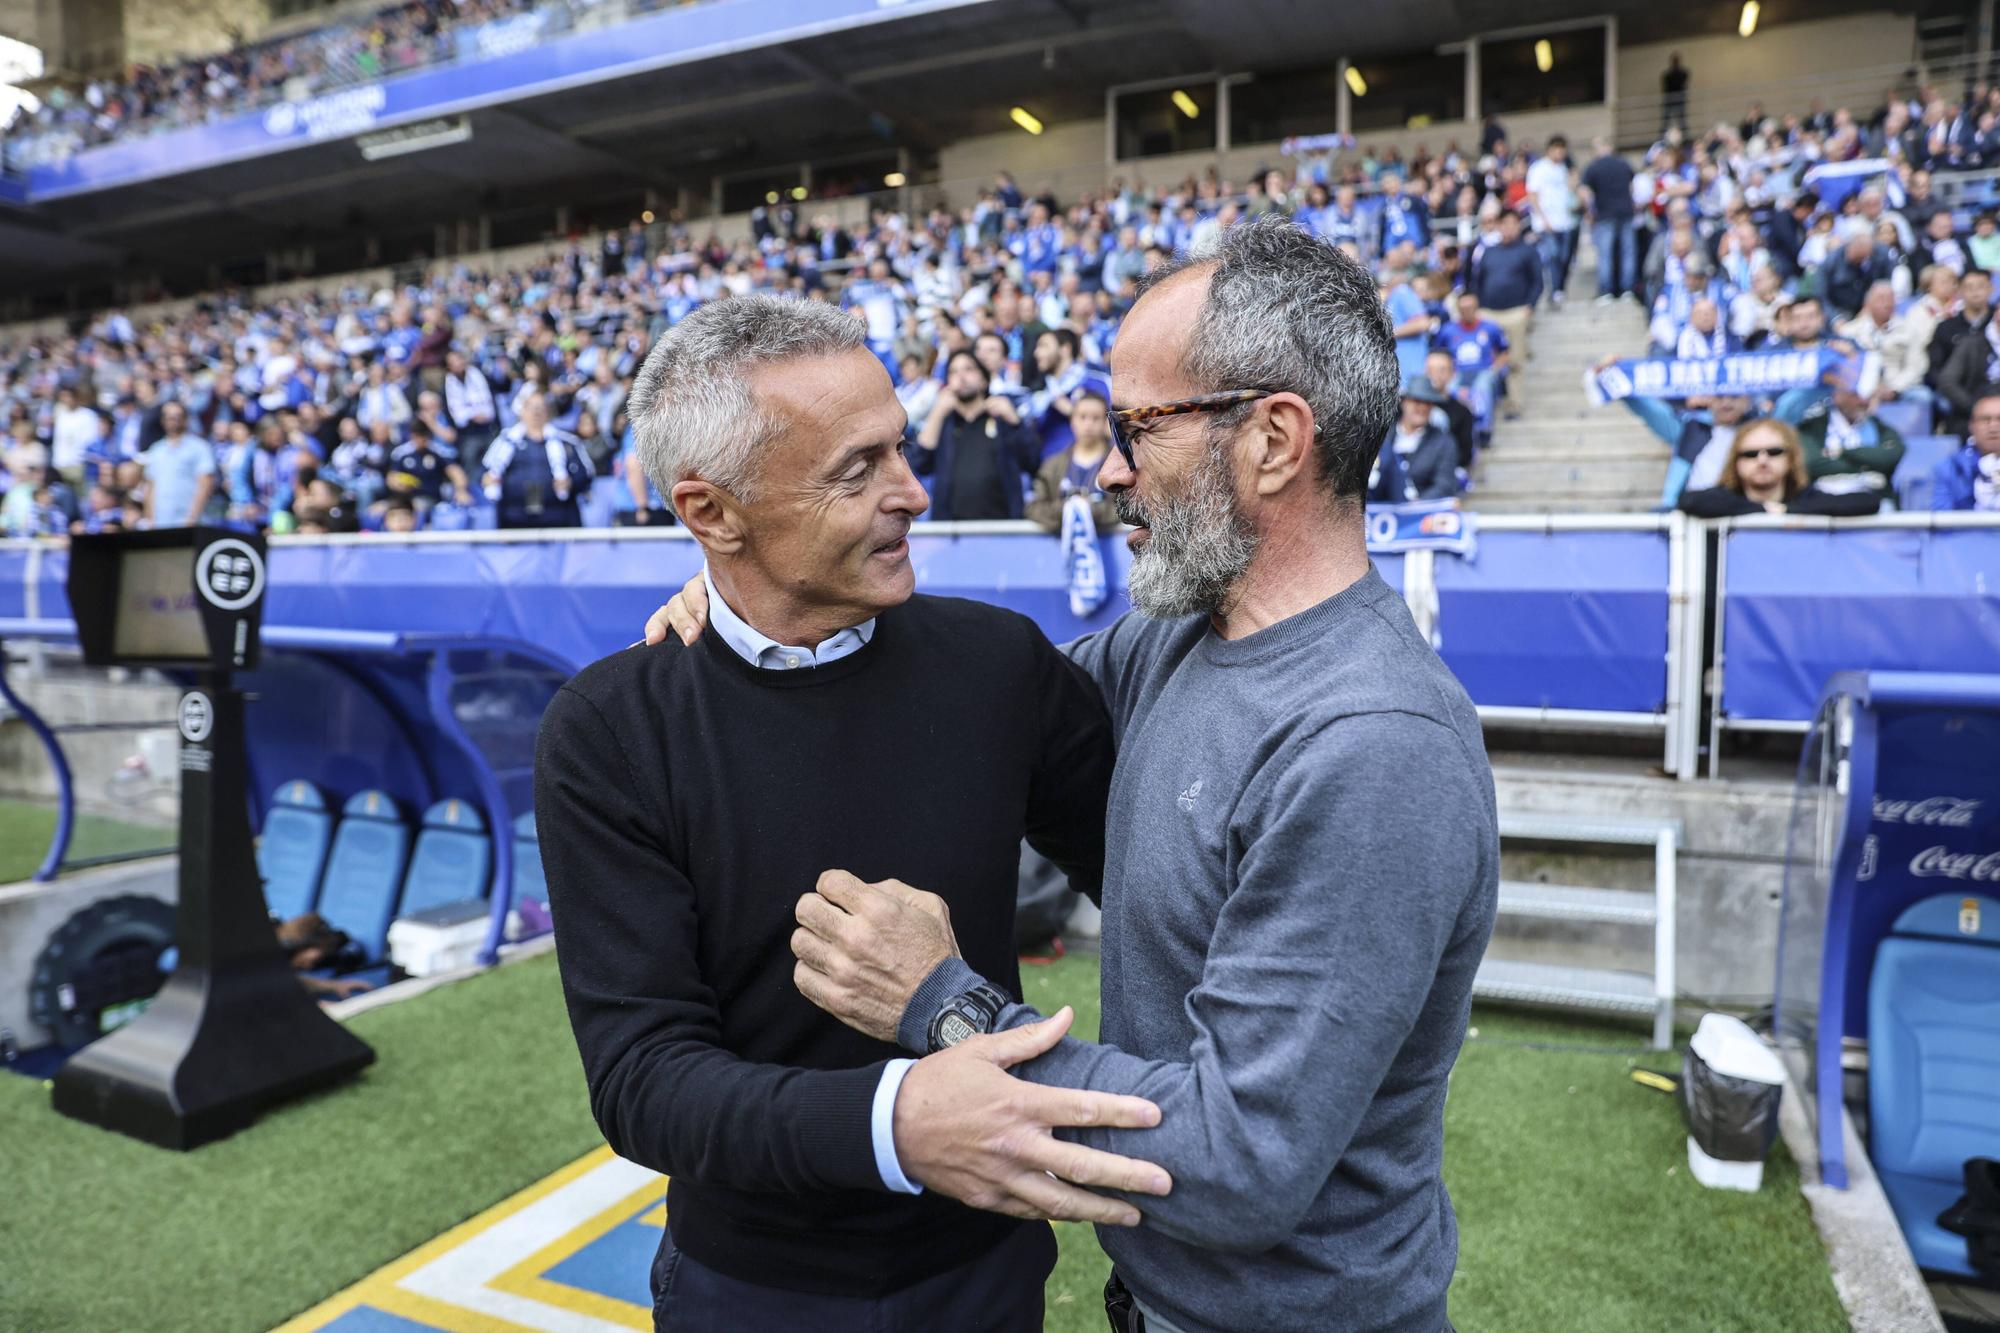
left=1721, top=525, right=2000, bottom=722
left=25, top=0, right=992, bottom=199
left=1586, top=347, right=1874, bottom=405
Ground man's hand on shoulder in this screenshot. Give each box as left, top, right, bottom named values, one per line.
left=793, top=870, right=958, bottom=1044
left=894, top=1007, right=1171, bottom=1226
left=643, top=571, right=708, bottom=646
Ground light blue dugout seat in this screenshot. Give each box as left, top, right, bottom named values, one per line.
left=511, top=810, right=546, bottom=906
left=256, top=780, right=333, bottom=921
left=317, top=789, right=413, bottom=963
left=1868, top=891, right=2000, bottom=1278
left=397, top=797, right=492, bottom=920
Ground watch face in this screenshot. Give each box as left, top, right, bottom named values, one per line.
left=937, top=1013, right=977, bottom=1047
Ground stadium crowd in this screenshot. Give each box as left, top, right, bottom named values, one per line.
left=2, top=125, right=1620, bottom=540
left=13, top=71, right=2000, bottom=537
left=1573, top=79, right=2000, bottom=514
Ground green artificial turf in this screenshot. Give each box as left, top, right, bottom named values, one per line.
left=1021, top=955, right=1847, bottom=1333
left=0, top=949, right=602, bottom=1332
left=0, top=949, right=1846, bottom=1332
left=0, top=798, right=174, bottom=884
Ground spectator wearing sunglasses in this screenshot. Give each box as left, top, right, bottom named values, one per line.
left=1678, top=418, right=1881, bottom=517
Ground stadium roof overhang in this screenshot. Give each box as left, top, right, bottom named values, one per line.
left=0, top=0, right=1883, bottom=303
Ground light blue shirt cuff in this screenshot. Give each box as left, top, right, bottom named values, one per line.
left=872, top=1058, right=924, bottom=1195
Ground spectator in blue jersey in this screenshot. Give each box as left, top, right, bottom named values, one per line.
left=1026, top=328, right=1110, bottom=459
left=912, top=351, right=1040, bottom=521
left=1014, top=203, right=1062, bottom=277
left=1436, top=290, right=1511, bottom=433
left=386, top=418, right=473, bottom=515
left=1383, top=270, right=1439, bottom=385
left=843, top=258, right=912, bottom=375
left=1932, top=390, right=2000, bottom=510
left=333, top=419, right=396, bottom=510
left=481, top=391, right=593, bottom=529
left=1025, top=388, right=1121, bottom=533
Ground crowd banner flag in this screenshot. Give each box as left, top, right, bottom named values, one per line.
left=1061, top=493, right=1109, bottom=619
left=1801, top=158, right=1906, bottom=211
left=1364, top=500, right=1478, bottom=559
left=1586, top=348, right=1880, bottom=406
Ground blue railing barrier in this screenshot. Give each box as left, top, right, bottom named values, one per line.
left=1712, top=514, right=2000, bottom=770
left=7, top=512, right=2000, bottom=784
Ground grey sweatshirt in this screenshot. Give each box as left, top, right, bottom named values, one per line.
left=902, top=566, right=1498, bottom=1333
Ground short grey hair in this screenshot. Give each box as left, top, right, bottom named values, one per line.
left=627, top=295, right=866, bottom=501
left=1140, top=215, right=1399, bottom=502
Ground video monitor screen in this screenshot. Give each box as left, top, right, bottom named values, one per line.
left=112, top=546, right=209, bottom=661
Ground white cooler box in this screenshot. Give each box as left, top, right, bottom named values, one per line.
left=387, top=899, right=492, bottom=977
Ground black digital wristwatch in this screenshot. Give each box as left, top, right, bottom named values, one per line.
left=925, top=981, right=1011, bottom=1053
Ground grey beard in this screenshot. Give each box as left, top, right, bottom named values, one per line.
left=1115, top=438, right=1259, bottom=619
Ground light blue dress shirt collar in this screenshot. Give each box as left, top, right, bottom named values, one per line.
left=701, top=566, right=876, bottom=671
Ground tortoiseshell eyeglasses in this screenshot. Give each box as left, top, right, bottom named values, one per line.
left=1108, top=389, right=1273, bottom=468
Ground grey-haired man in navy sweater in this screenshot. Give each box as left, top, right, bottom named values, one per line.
left=535, top=296, right=1173, bottom=1333
left=648, top=219, right=1499, bottom=1333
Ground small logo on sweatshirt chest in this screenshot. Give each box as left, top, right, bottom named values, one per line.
left=1177, top=777, right=1204, bottom=813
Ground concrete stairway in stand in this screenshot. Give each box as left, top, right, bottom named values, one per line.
left=1472, top=253, right=1665, bottom=514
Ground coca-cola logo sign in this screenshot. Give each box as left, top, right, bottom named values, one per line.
left=1910, top=846, right=2000, bottom=882
left=1873, top=796, right=1983, bottom=828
